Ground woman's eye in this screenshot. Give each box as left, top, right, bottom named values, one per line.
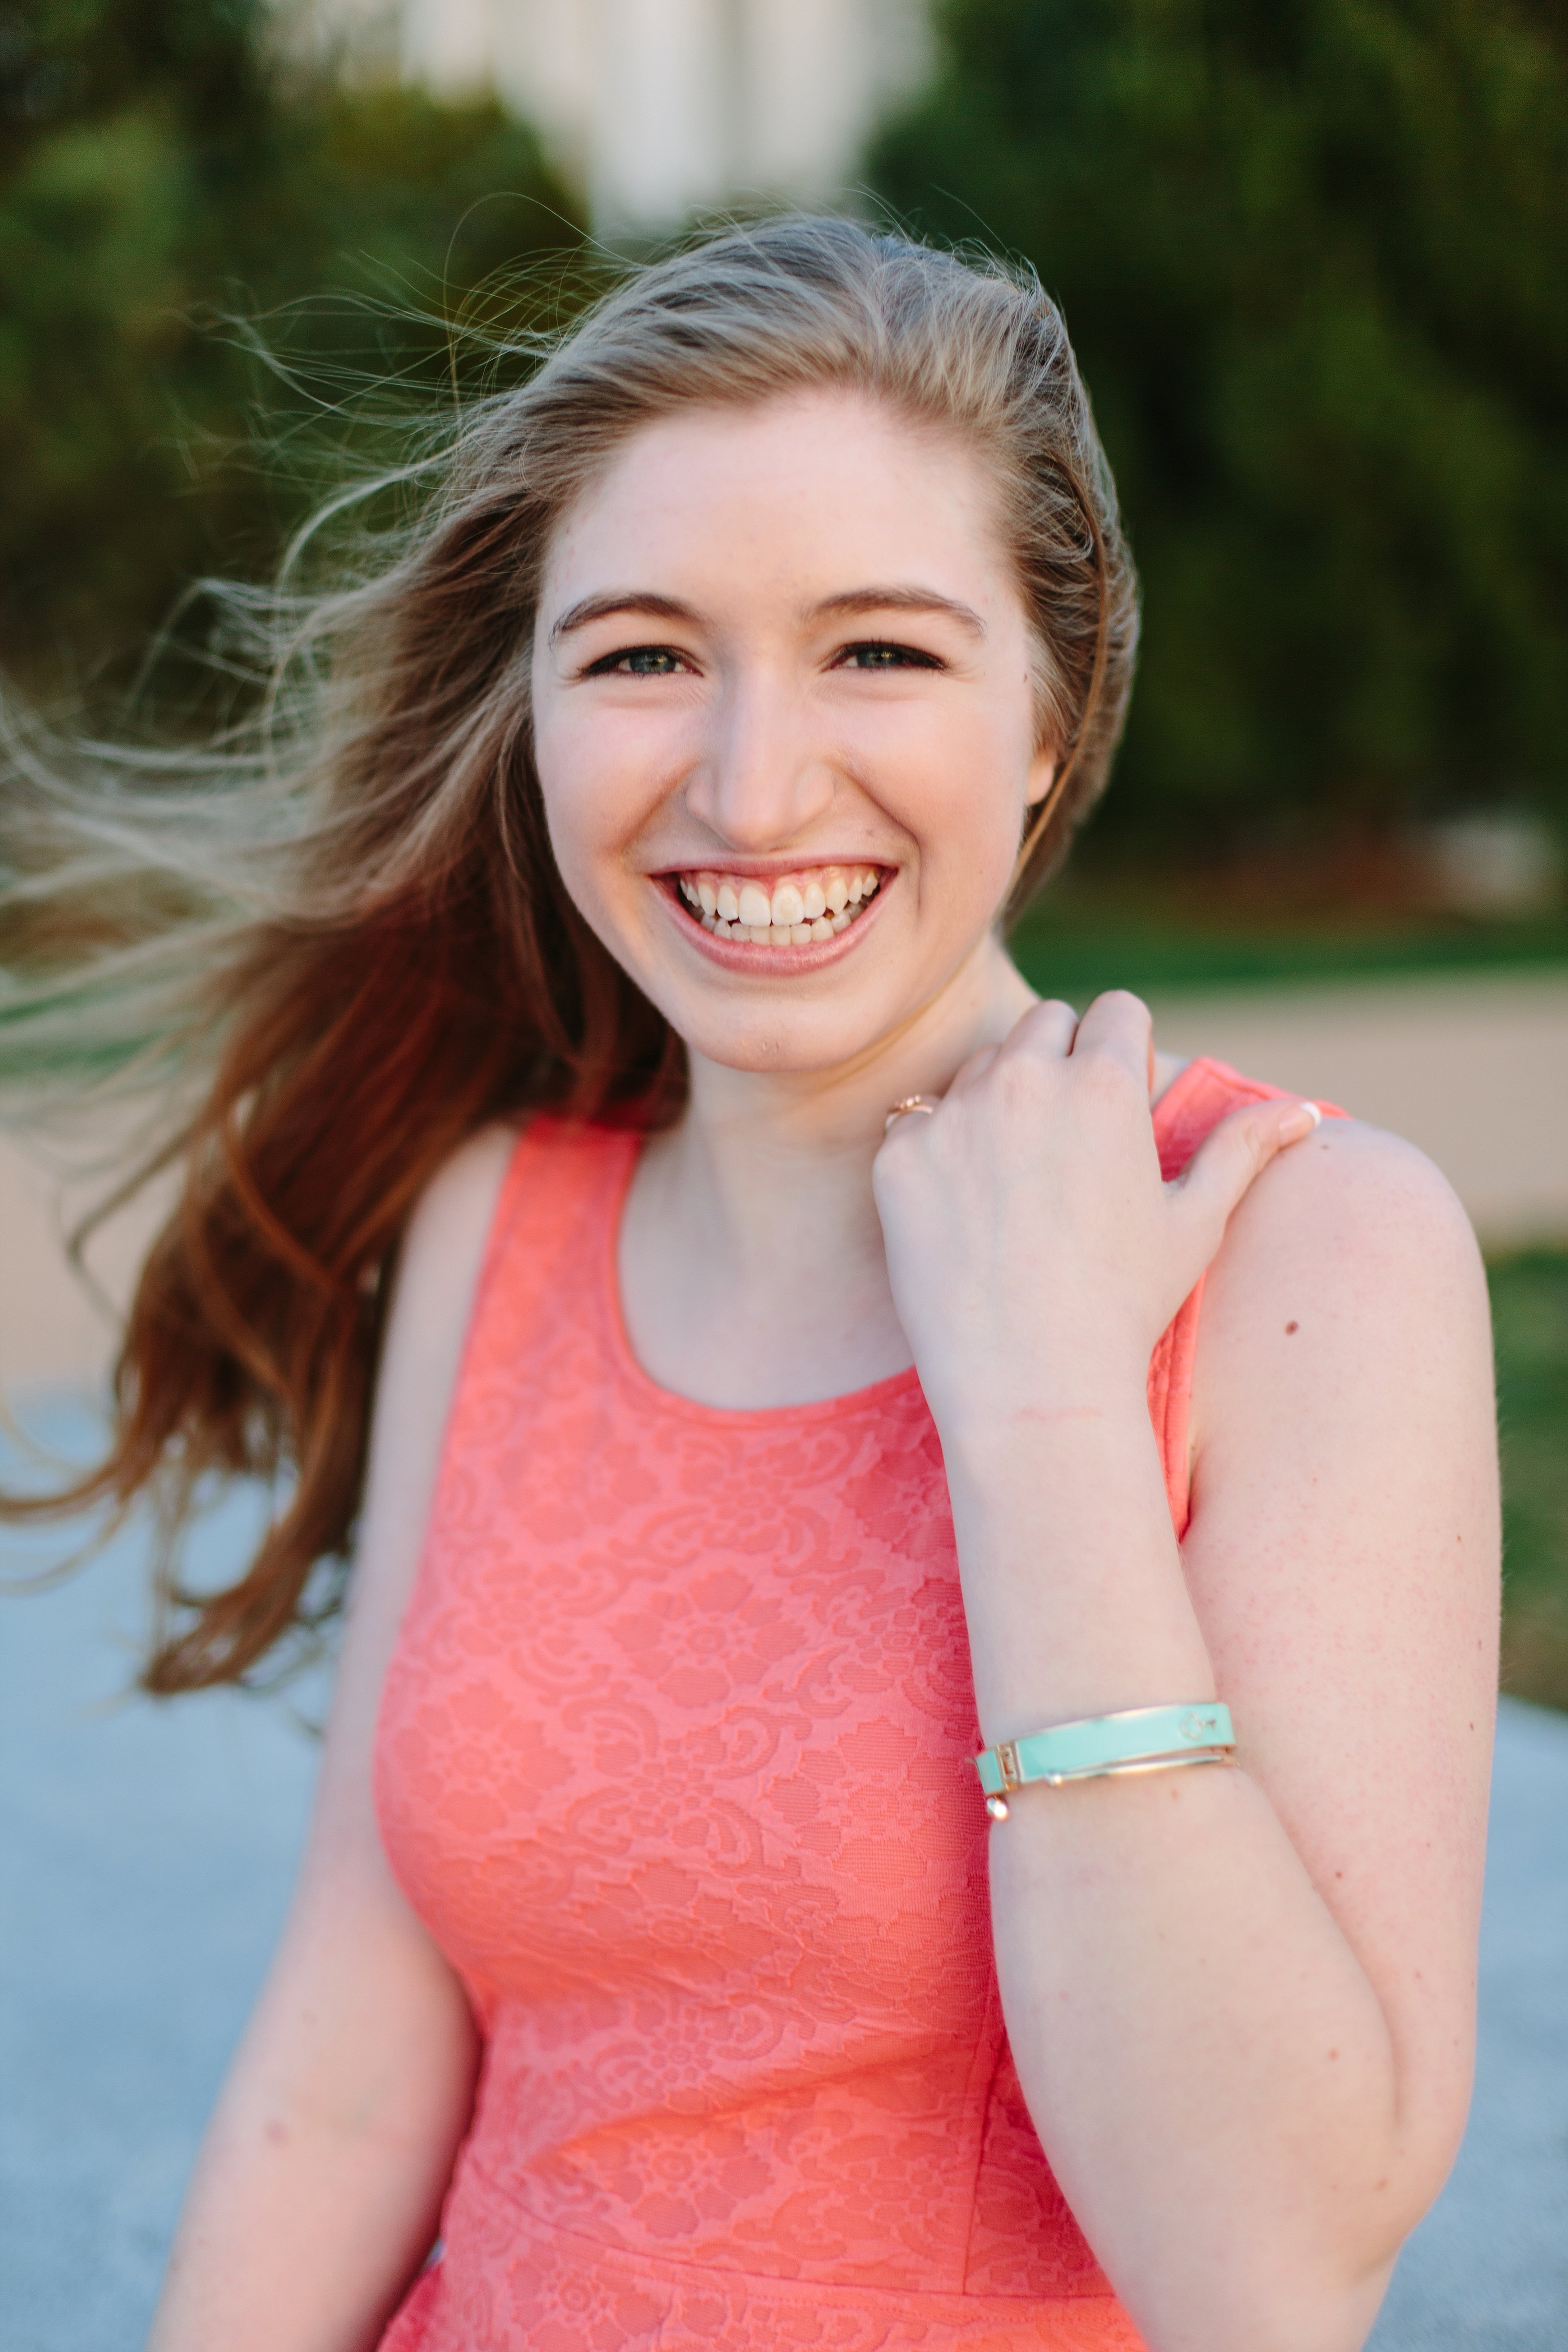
left=586, top=645, right=686, bottom=676
left=840, top=641, right=940, bottom=671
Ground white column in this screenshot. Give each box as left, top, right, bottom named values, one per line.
left=590, top=0, right=740, bottom=237
left=492, top=0, right=598, bottom=189
left=400, top=0, right=496, bottom=94
left=737, top=0, right=931, bottom=203
left=294, top=0, right=937, bottom=236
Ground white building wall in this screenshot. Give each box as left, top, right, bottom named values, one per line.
left=294, top=0, right=932, bottom=235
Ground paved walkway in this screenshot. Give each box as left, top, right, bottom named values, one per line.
left=1148, top=969, right=1568, bottom=1249
left=2, top=1402, right=1565, bottom=2349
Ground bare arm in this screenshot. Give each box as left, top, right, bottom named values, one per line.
left=875, top=1000, right=1498, bottom=2352
left=148, top=1124, right=517, bottom=2352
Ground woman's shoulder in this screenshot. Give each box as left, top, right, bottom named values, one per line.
left=1225, top=1103, right=1479, bottom=1297
left=304, top=1122, right=528, bottom=1806
left=354, top=1122, right=521, bottom=1586
left=401, top=1118, right=521, bottom=1273
left=1159, top=1050, right=1475, bottom=1273
left=1190, top=1097, right=1492, bottom=1469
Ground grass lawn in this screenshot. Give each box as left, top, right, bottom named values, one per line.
left=1490, top=1254, right=1568, bottom=1713
left=1009, top=866, right=1568, bottom=1002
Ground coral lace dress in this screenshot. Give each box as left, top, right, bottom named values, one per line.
left=374, top=1058, right=1294, bottom=2352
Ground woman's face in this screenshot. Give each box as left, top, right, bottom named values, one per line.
left=530, top=386, right=1055, bottom=1080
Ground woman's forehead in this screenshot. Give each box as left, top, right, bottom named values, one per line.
left=541, top=388, right=1013, bottom=616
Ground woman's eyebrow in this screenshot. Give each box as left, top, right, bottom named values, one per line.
left=550, top=586, right=986, bottom=644
left=812, top=587, right=986, bottom=636
left=550, top=592, right=702, bottom=644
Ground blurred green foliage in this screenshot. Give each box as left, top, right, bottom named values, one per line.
left=1009, top=863, right=1568, bottom=998
left=871, top=0, right=1568, bottom=854
left=0, top=0, right=583, bottom=682
left=1490, top=1253, right=1568, bottom=1712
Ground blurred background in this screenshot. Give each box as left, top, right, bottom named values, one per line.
left=2, top=4, right=1566, bottom=2347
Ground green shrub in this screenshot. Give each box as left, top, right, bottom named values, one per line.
left=1491, top=1252, right=1568, bottom=1710
left=871, top=0, right=1568, bottom=853
left=0, top=0, right=583, bottom=684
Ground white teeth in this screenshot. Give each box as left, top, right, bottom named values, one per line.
left=677, top=865, right=884, bottom=948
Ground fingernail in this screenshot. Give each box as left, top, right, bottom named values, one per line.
left=1278, top=1099, right=1322, bottom=1143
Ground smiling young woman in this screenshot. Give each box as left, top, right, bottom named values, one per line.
left=2, top=220, right=1497, bottom=2352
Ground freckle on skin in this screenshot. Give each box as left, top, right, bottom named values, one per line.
left=1285, top=1320, right=1299, bottom=1335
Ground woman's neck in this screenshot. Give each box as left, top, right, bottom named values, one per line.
left=616, top=936, right=1036, bottom=1410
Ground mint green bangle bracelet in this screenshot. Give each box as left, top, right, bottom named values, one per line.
left=975, top=1702, right=1235, bottom=1819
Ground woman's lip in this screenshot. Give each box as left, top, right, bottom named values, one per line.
left=652, top=858, right=894, bottom=885
left=654, top=870, right=893, bottom=973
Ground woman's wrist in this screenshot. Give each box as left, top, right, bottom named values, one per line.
left=932, top=1347, right=1159, bottom=1495
left=931, top=1373, right=1215, bottom=1741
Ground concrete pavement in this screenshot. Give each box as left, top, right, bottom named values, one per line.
left=1149, top=968, right=1568, bottom=1249
left=2, top=1399, right=1565, bottom=2350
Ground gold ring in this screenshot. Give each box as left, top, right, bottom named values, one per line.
left=884, top=1095, right=939, bottom=1133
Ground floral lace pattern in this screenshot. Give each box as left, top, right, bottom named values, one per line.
left=374, top=1060, right=1303, bottom=2350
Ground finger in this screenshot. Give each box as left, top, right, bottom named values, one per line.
left=987, top=996, right=1080, bottom=1073
left=1169, top=1096, right=1322, bottom=1252
left=945, top=1040, right=1003, bottom=1098
left=1068, top=989, right=1153, bottom=1083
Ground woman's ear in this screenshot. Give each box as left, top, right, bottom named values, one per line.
left=1025, top=752, right=1057, bottom=809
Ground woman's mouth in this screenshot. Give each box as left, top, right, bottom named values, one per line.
left=668, top=864, right=884, bottom=949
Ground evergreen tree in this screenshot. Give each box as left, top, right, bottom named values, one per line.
left=0, top=0, right=582, bottom=682
left=871, top=0, right=1568, bottom=846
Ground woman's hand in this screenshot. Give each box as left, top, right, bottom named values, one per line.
left=872, top=991, right=1318, bottom=1443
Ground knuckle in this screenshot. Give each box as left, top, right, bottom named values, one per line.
left=1091, top=987, right=1152, bottom=1032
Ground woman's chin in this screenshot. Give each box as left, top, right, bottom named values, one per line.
left=676, top=1011, right=903, bottom=1084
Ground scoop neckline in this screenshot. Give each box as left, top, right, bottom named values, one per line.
left=595, top=1055, right=1217, bottom=1429
left=597, top=1137, right=925, bottom=1428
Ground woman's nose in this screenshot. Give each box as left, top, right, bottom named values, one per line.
left=683, top=673, right=836, bottom=849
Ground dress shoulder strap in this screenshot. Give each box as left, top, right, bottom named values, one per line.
left=447, top=1114, right=637, bottom=1423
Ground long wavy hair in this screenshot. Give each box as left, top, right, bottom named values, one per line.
left=0, top=215, right=1138, bottom=1692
